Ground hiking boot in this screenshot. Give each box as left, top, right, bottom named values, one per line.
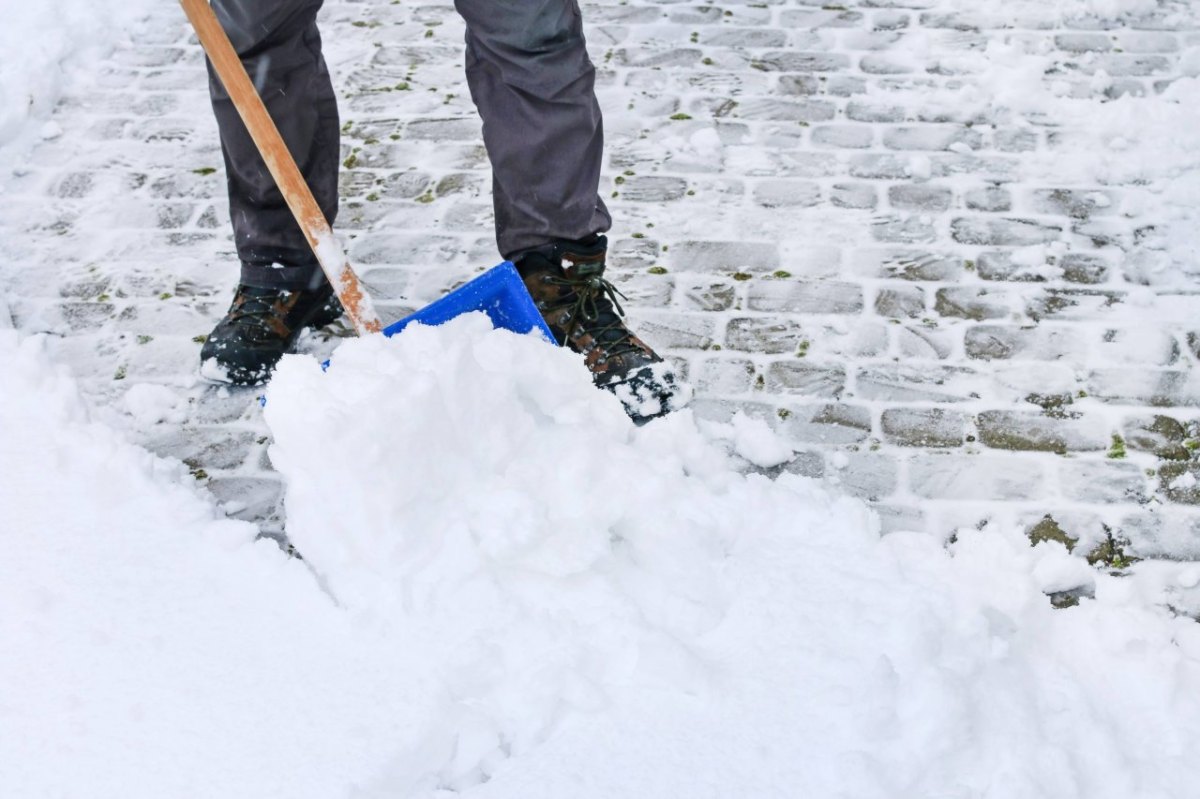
left=517, top=235, right=688, bottom=424
left=199, top=281, right=343, bottom=386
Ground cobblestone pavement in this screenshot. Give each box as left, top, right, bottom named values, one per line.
left=4, top=0, right=1200, bottom=558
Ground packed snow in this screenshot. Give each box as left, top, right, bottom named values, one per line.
left=5, top=317, right=1200, bottom=797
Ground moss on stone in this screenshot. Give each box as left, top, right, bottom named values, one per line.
left=1107, top=433, right=1127, bottom=459
left=1025, top=392, right=1075, bottom=418
left=1028, top=515, right=1077, bottom=552
left=1086, top=529, right=1138, bottom=570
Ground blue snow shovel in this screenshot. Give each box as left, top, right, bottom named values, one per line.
left=383, top=262, right=554, bottom=341
left=183, top=0, right=554, bottom=348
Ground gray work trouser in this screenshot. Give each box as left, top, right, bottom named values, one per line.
left=208, top=0, right=611, bottom=290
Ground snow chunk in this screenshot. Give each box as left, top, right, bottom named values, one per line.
left=121, top=382, right=186, bottom=425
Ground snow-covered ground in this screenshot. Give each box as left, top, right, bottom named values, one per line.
left=5, top=317, right=1200, bottom=797
left=0, top=1, right=149, bottom=174
left=4, top=0, right=1200, bottom=796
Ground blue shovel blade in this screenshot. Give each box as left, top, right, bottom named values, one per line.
left=262, top=263, right=554, bottom=405
left=383, top=261, right=555, bottom=342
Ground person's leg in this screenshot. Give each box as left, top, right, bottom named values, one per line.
left=453, top=0, right=610, bottom=259
left=200, top=0, right=343, bottom=385
left=451, top=1, right=684, bottom=422
left=208, top=0, right=339, bottom=291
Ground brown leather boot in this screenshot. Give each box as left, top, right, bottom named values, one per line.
left=516, top=236, right=687, bottom=424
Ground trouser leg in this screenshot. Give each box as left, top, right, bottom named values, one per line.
left=208, top=0, right=340, bottom=290
left=453, top=0, right=611, bottom=260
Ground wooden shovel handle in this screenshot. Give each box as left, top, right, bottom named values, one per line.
left=180, top=0, right=381, bottom=335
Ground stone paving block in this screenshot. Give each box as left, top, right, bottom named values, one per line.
left=870, top=215, right=938, bottom=244
left=1158, top=463, right=1200, bottom=505
left=1115, top=31, right=1181, bottom=53
left=883, top=125, right=982, bottom=151
left=811, top=125, right=874, bottom=149
left=751, top=180, right=822, bottom=208
left=776, top=74, right=821, bottom=96
left=874, top=285, right=925, bottom=319
left=750, top=51, right=851, bottom=72
left=888, top=183, right=953, bottom=212
left=378, top=170, right=435, bottom=199
left=964, top=186, right=1012, bottom=213
left=848, top=154, right=916, bottom=183
left=992, top=128, right=1039, bottom=153
left=1080, top=55, right=1174, bottom=76
left=631, top=311, right=716, bottom=351
left=694, top=357, right=756, bottom=395
left=851, top=248, right=965, bottom=281
left=726, top=317, right=808, bottom=355
left=846, top=103, right=909, bottom=125
left=952, top=217, right=1063, bottom=246
left=830, top=183, right=878, bottom=209
left=895, top=324, right=957, bottom=360
left=1123, top=414, right=1196, bottom=461
left=1058, top=460, right=1150, bottom=504
left=965, top=325, right=1089, bottom=361
left=746, top=279, right=863, bottom=315
left=110, top=302, right=218, bottom=337
left=615, top=47, right=704, bottom=68
left=1093, top=327, right=1180, bottom=367
left=1031, top=188, right=1118, bottom=219
left=909, top=454, right=1047, bottom=501
left=1054, top=33, right=1114, bottom=53
left=1120, top=510, right=1200, bottom=560
left=1061, top=253, right=1112, bottom=284
left=765, top=362, right=846, bottom=398
left=855, top=364, right=982, bottom=404
left=348, top=233, right=464, bottom=265
left=607, top=271, right=674, bottom=307
left=860, top=53, right=918, bottom=74
left=206, top=477, right=285, bottom=524
left=823, top=75, right=868, bottom=96
left=609, top=237, right=662, bottom=270
left=781, top=8, right=864, bottom=28
left=771, top=451, right=826, bottom=481
left=975, top=250, right=1055, bottom=282
left=775, top=403, right=873, bottom=445
left=1086, top=369, right=1200, bottom=408
left=827, top=452, right=898, bottom=501
left=930, top=154, right=1020, bottom=181
left=619, top=176, right=690, bottom=202
left=678, top=280, right=737, bottom=312
left=701, top=28, right=788, bottom=48
left=934, top=287, right=1015, bottom=321
left=881, top=408, right=968, bottom=448
left=977, top=410, right=1109, bottom=454
left=142, top=428, right=260, bottom=472
left=734, top=98, right=837, bottom=123
left=671, top=241, right=780, bottom=273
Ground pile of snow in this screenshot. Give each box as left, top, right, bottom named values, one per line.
left=6, top=317, right=1200, bottom=797
left=0, top=0, right=153, bottom=169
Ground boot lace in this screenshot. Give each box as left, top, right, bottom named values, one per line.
left=227, top=287, right=290, bottom=341
left=544, top=271, right=641, bottom=358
